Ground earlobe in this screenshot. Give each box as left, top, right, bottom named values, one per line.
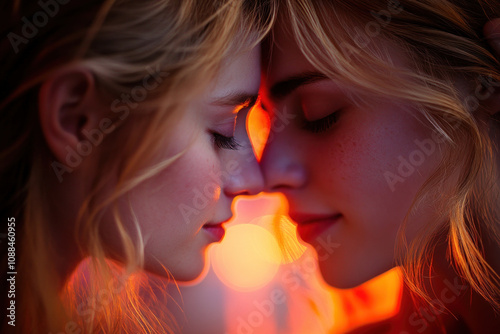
left=39, top=67, right=101, bottom=166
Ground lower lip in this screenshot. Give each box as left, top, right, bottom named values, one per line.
left=296, top=215, right=341, bottom=244
left=203, top=225, right=225, bottom=242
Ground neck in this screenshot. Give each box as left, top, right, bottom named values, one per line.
left=48, top=173, right=87, bottom=290
left=427, top=228, right=500, bottom=332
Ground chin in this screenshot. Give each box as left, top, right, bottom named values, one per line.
left=319, top=261, right=391, bottom=289
left=172, top=266, right=206, bottom=282
left=144, top=256, right=206, bottom=282
left=321, top=270, right=369, bottom=289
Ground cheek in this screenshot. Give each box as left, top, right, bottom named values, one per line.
left=317, top=124, right=402, bottom=195
left=316, top=108, right=442, bottom=228
left=127, top=144, right=222, bottom=234
left=159, top=147, right=222, bottom=222
left=339, top=109, right=437, bottom=185
left=157, top=114, right=222, bottom=213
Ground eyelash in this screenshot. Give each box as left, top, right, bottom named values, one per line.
left=212, top=132, right=241, bottom=150
left=302, top=112, right=338, bottom=133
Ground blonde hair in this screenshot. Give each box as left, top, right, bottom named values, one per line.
left=276, top=0, right=500, bottom=312
left=0, top=0, right=276, bottom=332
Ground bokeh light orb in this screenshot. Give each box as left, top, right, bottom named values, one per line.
left=211, top=224, right=281, bottom=292
left=249, top=214, right=307, bottom=264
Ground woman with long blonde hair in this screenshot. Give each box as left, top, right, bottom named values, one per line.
left=0, top=0, right=276, bottom=332
left=260, top=0, right=500, bottom=332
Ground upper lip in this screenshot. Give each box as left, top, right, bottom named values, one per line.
left=288, top=212, right=341, bottom=225
left=204, top=217, right=232, bottom=227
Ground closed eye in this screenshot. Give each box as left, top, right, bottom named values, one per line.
left=212, top=132, right=241, bottom=150
left=302, top=112, right=338, bottom=133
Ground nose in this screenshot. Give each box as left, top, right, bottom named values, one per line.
left=222, top=109, right=265, bottom=197
left=223, top=155, right=264, bottom=196
left=259, top=122, right=307, bottom=192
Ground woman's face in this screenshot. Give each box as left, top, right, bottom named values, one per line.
left=260, top=23, right=445, bottom=288
left=106, top=46, right=264, bottom=281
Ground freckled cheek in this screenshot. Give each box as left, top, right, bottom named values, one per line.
left=181, top=149, right=223, bottom=205
left=137, top=152, right=221, bottom=227
left=319, top=132, right=385, bottom=188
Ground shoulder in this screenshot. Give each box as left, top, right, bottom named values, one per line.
left=341, top=284, right=471, bottom=334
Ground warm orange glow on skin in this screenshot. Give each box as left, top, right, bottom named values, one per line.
left=247, top=102, right=270, bottom=161
left=218, top=195, right=403, bottom=332
left=211, top=224, right=281, bottom=291
left=248, top=214, right=308, bottom=264
left=64, top=195, right=403, bottom=333
left=330, top=268, right=403, bottom=332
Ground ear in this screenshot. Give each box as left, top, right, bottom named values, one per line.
left=484, top=18, right=500, bottom=56
left=39, top=67, right=106, bottom=167
left=482, top=19, right=500, bottom=116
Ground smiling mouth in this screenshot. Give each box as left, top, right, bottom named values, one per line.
left=290, top=213, right=342, bottom=243
left=290, top=212, right=342, bottom=225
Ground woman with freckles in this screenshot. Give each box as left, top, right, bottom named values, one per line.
left=260, top=0, right=500, bottom=332
left=0, top=0, right=276, bottom=332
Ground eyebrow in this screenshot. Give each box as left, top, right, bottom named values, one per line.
left=270, top=72, right=329, bottom=100
left=211, top=92, right=259, bottom=110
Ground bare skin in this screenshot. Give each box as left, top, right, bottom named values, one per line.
left=344, top=20, right=500, bottom=334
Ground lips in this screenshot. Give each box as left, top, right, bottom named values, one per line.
left=202, top=223, right=226, bottom=242
left=289, top=212, right=342, bottom=244
left=203, top=216, right=231, bottom=243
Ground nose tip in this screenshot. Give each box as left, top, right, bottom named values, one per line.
left=244, top=170, right=265, bottom=196
left=225, top=175, right=263, bottom=197
left=223, top=156, right=264, bottom=197
left=260, top=140, right=307, bottom=192
left=222, top=107, right=266, bottom=197
left=262, top=161, right=307, bottom=192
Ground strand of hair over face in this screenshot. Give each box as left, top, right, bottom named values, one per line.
left=279, top=0, right=500, bottom=313
left=2, top=0, right=278, bottom=333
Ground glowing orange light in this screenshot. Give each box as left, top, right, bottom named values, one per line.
left=249, top=214, right=307, bottom=264
left=330, top=268, right=403, bottom=332
left=211, top=224, right=281, bottom=292
left=225, top=196, right=403, bottom=332
left=247, top=102, right=270, bottom=161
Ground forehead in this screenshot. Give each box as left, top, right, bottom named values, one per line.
left=264, top=19, right=411, bottom=93
left=265, top=22, right=316, bottom=88
left=211, top=45, right=262, bottom=98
